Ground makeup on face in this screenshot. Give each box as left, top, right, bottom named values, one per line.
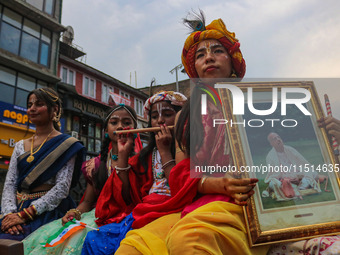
left=150, top=102, right=177, bottom=127
left=195, top=41, right=227, bottom=60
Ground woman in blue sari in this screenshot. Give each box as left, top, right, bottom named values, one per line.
left=0, top=88, right=85, bottom=241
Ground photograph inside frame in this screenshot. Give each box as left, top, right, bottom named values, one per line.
left=217, top=80, right=340, bottom=246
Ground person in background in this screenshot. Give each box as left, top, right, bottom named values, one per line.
left=23, top=104, right=139, bottom=254
left=81, top=91, right=187, bottom=254
left=0, top=88, right=85, bottom=241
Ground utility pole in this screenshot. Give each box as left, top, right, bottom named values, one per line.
left=169, top=64, right=183, bottom=92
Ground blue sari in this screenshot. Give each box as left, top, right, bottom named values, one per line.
left=0, top=134, right=86, bottom=240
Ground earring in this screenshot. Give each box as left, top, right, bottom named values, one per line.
left=230, top=70, right=237, bottom=78
left=105, top=133, right=109, bottom=139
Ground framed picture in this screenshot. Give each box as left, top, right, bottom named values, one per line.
left=217, top=81, right=340, bottom=247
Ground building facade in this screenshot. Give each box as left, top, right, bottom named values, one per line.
left=58, top=40, right=149, bottom=160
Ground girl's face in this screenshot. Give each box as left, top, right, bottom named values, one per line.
left=150, top=101, right=176, bottom=128
left=27, top=93, right=54, bottom=125
left=106, top=108, right=135, bottom=142
left=194, top=39, right=233, bottom=80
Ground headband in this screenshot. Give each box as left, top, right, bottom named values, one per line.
left=105, top=104, right=138, bottom=125
left=143, top=91, right=187, bottom=114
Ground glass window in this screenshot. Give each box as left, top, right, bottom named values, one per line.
left=69, top=70, right=74, bottom=85
left=88, top=122, right=94, bottom=137
left=26, top=0, right=44, bottom=11
left=0, top=64, right=46, bottom=106
left=20, top=32, right=39, bottom=63
left=40, top=42, right=49, bottom=66
left=0, top=8, right=52, bottom=67
left=102, top=85, right=107, bottom=103
left=17, top=73, right=36, bottom=91
left=95, top=140, right=101, bottom=153
left=90, top=79, right=95, bottom=97
left=41, top=28, right=51, bottom=43
left=0, top=65, right=16, bottom=85
left=0, top=22, right=20, bottom=55
left=3, top=8, right=21, bottom=28
left=95, top=123, right=101, bottom=138
left=84, top=77, right=89, bottom=95
left=0, top=83, right=15, bottom=104
left=15, top=88, right=29, bottom=107
left=23, top=18, right=40, bottom=38
left=88, top=138, right=94, bottom=152
left=62, top=67, right=67, bottom=83
left=44, top=0, right=54, bottom=15
left=80, top=136, right=87, bottom=148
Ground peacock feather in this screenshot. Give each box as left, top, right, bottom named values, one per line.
left=183, top=9, right=206, bottom=32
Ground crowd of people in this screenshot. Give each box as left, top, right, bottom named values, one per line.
left=1, top=9, right=340, bottom=255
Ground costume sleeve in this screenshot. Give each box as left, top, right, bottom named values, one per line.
left=30, top=156, right=75, bottom=215
left=1, top=141, right=23, bottom=215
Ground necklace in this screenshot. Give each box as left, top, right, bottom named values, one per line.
left=27, top=130, right=54, bottom=163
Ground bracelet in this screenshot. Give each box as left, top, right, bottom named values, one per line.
left=200, top=176, right=208, bottom=192
left=23, top=208, right=34, bottom=221
left=30, top=205, right=37, bottom=216
left=162, top=159, right=175, bottom=169
left=67, top=208, right=82, bottom=220
left=115, top=164, right=131, bottom=174
left=17, top=212, right=24, bottom=221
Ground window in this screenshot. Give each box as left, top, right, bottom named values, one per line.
left=0, top=65, right=48, bottom=107
left=83, top=76, right=95, bottom=98
left=102, top=84, right=113, bottom=103
left=77, top=118, right=102, bottom=153
left=120, top=91, right=130, bottom=99
left=135, top=98, right=144, bottom=117
left=60, top=66, right=75, bottom=85
left=0, top=7, right=52, bottom=67
left=26, top=0, right=55, bottom=16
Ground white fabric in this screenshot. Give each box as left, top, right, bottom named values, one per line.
left=1, top=139, right=75, bottom=215
left=149, top=150, right=171, bottom=196
left=264, top=145, right=321, bottom=201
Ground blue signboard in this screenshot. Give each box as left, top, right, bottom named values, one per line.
left=0, top=101, right=65, bottom=132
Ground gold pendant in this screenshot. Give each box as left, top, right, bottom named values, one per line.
left=27, top=155, right=34, bottom=163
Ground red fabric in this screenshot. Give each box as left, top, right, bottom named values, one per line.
left=95, top=153, right=153, bottom=226
left=134, top=134, right=143, bottom=154
left=132, top=158, right=200, bottom=228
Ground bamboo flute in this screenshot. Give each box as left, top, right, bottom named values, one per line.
left=113, top=125, right=174, bottom=135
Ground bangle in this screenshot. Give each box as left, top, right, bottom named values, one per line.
left=18, top=210, right=29, bottom=222
left=67, top=208, right=82, bottom=220
left=162, top=159, right=175, bottom=169
left=23, top=208, right=34, bottom=221
left=17, top=212, right=24, bottom=220
left=30, top=205, right=37, bottom=216
left=200, top=176, right=208, bottom=192
left=115, top=164, right=131, bottom=174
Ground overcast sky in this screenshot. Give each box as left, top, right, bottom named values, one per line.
left=61, top=0, right=340, bottom=115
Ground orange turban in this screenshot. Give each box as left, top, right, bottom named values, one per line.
left=181, top=19, right=246, bottom=79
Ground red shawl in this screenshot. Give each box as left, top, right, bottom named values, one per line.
left=95, top=153, right=153, bottom=226
left=131, top=158, right=200, bottom=228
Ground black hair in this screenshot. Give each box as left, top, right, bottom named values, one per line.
left=27, top=87, right=62, bottom=131
left=138, top=100, right=182, bottom=173
left=93, top=104, right=138, bottom=191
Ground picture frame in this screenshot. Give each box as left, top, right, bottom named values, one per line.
left=217, top=81, right=340, bottom=247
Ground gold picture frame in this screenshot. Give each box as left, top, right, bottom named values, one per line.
left=217, top=81, right=340, bottom=247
